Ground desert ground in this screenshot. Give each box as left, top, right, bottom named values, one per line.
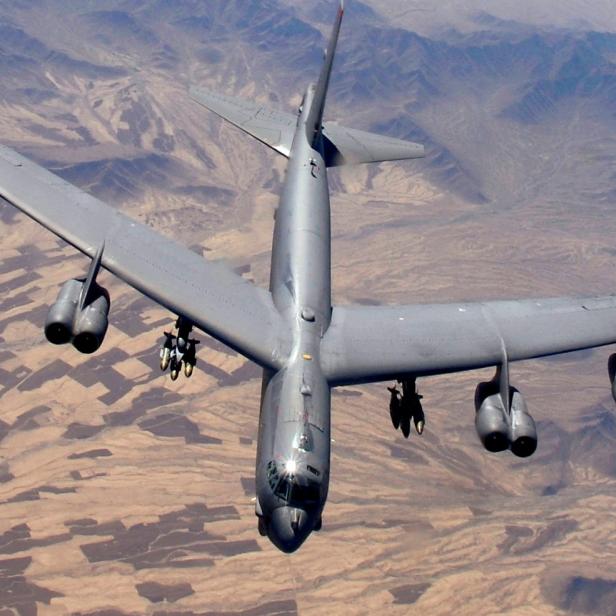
left=0, top=1, right=615, bottom=614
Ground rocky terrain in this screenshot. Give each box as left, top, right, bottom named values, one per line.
left=361, top=0, right=616, bottom=35
left=0, top=0, right=615, bottom=614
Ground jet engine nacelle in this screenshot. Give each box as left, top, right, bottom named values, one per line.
left=45, top=279, right=83, bottom=345
left=474, top=381, right=509, bottom=453
left=474, top=380, right=537, bottom=457
left=509, top=390, right=537, bottom=458
left=72, top=291, right=110, bottom=354
left=608, top=354, right=616, bottom=403
left=44, top=279, right=110, bottom=354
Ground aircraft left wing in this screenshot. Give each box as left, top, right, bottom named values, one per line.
left=321, top=297, right=616, bottom=386
left=0, top=144, right=288, bottom=370
left=189, top=86, right=298, bottom=158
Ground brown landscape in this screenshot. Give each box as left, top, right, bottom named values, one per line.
left=1, top=1, right=616, bottom=614
left=361, top=0, right=616, bottom=35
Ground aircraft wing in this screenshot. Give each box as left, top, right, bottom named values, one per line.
left=189, top=86, right=297, bottom=158
left=321, top=297, right=616, bottom=386
left=0, top=144, right=287, bottom=370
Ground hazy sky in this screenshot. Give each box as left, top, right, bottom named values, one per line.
left=360, top=0, right=616, bottom=34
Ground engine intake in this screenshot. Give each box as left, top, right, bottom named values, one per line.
left=44, top=279, right=110, bottom=354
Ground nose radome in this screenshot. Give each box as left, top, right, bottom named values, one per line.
left=268, top=507, right=312, bottom=553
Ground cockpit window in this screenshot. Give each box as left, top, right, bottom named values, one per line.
left=274, top=477, right=292, bottom=501
left=267, top=460, right=320, bottom=505
left=267, top=460, right=280, bottom=491
left=290, top=481, right=320, bottom=503
left=298, top=433, right=311, bottom=451
left=307, top=465, right=320, bottom=477
left=274, top=477, right=320, bottom=504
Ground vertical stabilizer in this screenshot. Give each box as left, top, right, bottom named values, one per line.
left=305, top=1, right=344, bottom=143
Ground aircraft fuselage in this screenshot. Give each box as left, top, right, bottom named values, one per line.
left=255, top=85, right=333, bottom=552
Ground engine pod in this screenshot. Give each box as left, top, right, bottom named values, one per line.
left=72, top=288, right=110, bottom=354
left=475, top=381, right=509, bottom=453
left=475, top=395, right=509, bottom=452
left=509, top=390, right=537, bottom=458
left=44, top=279, right=83, bottom=345
left=608, top=354, right=616, bottom=404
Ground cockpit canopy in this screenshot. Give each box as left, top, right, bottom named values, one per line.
left=266, top=460, right=320, bottom=505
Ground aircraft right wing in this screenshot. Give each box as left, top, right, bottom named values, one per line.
left=0, top=144, right=289, bottom=370
left=322, top=123, right=425, bottom=166
left=320, top=297, right=616, bottom=386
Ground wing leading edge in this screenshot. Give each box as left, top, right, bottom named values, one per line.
left=0, top=144, right=288, bottom=370
left=321, top=297, right=616, bottom=386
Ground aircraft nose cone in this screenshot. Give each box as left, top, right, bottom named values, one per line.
left=268, top=507, right=312, bottom=553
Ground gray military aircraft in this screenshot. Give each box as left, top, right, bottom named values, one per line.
left=2, top=1, right=616, bottom=553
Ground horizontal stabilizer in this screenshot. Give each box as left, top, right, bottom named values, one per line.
left=322, top=123, right=425, bottom=167
left=190, top=86, right=296, bottom=158
left=190, top=86, right=424, bottom=167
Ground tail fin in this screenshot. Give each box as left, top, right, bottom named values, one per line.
left=305, top=0, right=344, bottom=143
left=191, top=1, right=425, bottom=167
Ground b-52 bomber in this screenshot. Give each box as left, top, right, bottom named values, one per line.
left=2, top=1, right=616, bottom=553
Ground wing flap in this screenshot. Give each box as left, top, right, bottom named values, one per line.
left=322, top=123, right=425, bottom=167
left=321, top=298, right=616, bottom=386
left=0, top=144, right=287, bottom=369
left=189, top=86, right=297, bottom=157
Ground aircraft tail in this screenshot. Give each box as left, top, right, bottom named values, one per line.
left=190, top=0, right=425, bottom=166
left=305, top=0, right=345, bottom=144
